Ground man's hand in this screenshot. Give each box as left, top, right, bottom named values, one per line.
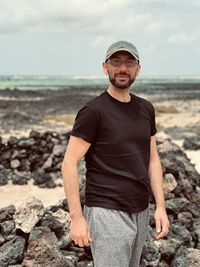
left=154, top=207, right=169, bottom=240
left=70, top=215, right=92, bottom=247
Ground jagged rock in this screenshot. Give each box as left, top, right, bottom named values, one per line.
left=7, top=136, right=18, bottom=147
left=0, top=220, right=15, bottom=240
left=53, top=144, right=65, bottom=156
left=49, top=209, right=71, bottom=247
left=159, top=238, right=181, bottom=262
left=184, top=202, right=200, bottom=218
left=183, top=136, right=200, bottom=150
left=47, top=198, right=69, bottom=213
left=0, top=164, right=4, bottom=170
left=45, top=178, right=57, bottom=188
left=17, top=138, right=35, bottom=148
left=10, top=159, right=21, bottom=169
left=169, top=223, right=192, bottom=247
left=158, top=139, right=200, bottom=192
left=28, top=153, right=43, bottom=169
left=0, top=236, right=25, bottom=266
left=18, top=159, right=31, bottom=171
left=52, top=155, right=62, bottom=169
left=0, top=172, right=8, bottom=185
left=1, top=151, right=12, bottom=162
left=36, top=178, right=57, bottom=189
left=32, top=169, right=51, bottom=185
left=14, top=170, right=31, bottom=180
left=177, top=211, right=193, bottom=228
left=65, top=244, right=93, bottom=266
left=61, top=250, right=80, bottom=264
left=165, top=197, right=190, bottom=214
left=163, top=173, right=177, bottom=194
left=14, top=197, right=45, bottom=233
left=59, top=232, right=72, bottom=250
left=22, top=226, right=74, bottom=267
left=52, top=208, right=71, bottom=226
left=192, top=220, right=200, bottom=249
left=39, top=212, right=65, bottom=239
left=0, top=234, right=5, bottom=246
left=142, top=227, right=161, bottom=266
left=11, top=149, right=27, bottom=160
left=0, top=205, right=16, bottom=222
left=41, top=155, right=53, bottom=170
left=48, top=171, right=62, bottom=181
left=12, top=173, right=28, bottom=185
left=29, top=130, right=41, bottom=139
left=171, top=247, right=200, bottom=267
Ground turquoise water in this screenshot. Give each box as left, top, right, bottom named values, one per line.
left=0, top=75, right=107, bottom=90
left=0, top=75, right=200, bottom=90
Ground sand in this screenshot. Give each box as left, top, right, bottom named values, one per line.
left=0, top=180, right=66, bottom=209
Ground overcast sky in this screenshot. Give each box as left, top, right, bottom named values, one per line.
left=0, top=0, right=199, bottom=76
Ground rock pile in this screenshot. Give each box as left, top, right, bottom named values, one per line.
left=0, top=197, right=92, bottom=267
left=0, top=134, right=200, bottom=266
left=142, top=138, right=200, bottom=267
left=183, top=136, right=200, bottom=150
left=0, top=130, right=71, bottom=188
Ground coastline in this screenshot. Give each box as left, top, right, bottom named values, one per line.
left=0, top=82, right=200, bottom=266
left=0, top=82, right=200, bottom=209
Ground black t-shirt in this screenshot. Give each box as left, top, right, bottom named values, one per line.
left=71, top=91, right=157, bottom=213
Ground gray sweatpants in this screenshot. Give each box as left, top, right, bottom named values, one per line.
left=84, top=205, right=149, bottom=267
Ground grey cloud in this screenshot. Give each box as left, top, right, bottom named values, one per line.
left=0, top=0, right=199, bottom=42
left=0, top=0, right=131, bottom=33
left=0, top=0, right=199, bottom=76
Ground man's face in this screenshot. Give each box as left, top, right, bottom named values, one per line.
left=103, top=51, right=140, bottom=90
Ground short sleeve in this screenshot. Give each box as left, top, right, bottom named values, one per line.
left=150, top=104, right=157, bottom=136
left=71, top=105, right=100, bottom=143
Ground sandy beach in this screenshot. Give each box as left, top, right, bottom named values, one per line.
left=0, top=83, right=200, bottom=209
left=0, top=180, right=65, bottom=208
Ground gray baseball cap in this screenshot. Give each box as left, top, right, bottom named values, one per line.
left=105, top=40, right=139, bottom=61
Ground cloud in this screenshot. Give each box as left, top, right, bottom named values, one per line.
left=0, top=0, right=199, bottom=75
left=0, top=0, right=199, bottom=43
left=167, top=31, right=199, bottom=46
left=0, top=0, right=131, bottom=33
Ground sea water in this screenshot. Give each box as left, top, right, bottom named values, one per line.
left=0, top=75, right=200, bottom=91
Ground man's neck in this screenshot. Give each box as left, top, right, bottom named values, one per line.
left=107, top=86, right=131, bottom=103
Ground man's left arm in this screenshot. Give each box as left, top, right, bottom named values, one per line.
left=148, top=134, right=169, bottom=240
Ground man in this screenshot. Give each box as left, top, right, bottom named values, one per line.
left=62, top=40, right=169, bottom=267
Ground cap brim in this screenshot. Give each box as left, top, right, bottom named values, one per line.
left=106, top=48, right=139, bottom=61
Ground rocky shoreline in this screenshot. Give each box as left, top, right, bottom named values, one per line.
left=0, top=133, right=200, bottom=267
left=0, top=83, right=200, bottom=266
left=0, top=82, right=200, bottom=139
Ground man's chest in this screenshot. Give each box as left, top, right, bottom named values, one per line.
left=97, top=109, right=152, bottom=145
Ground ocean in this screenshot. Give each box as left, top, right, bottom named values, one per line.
left=0, top=75, right=200, bottom=91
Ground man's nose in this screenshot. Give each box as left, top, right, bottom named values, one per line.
left=119, top=61, right=128, bottom=71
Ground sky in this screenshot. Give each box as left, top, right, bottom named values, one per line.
left=0, top=0, right=200, bottom=77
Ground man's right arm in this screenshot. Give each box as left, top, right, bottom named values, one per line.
left=61, top=135, right=91, bottom=247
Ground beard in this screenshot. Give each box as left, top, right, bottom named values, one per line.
left=108, top=72, right=135, bottom=89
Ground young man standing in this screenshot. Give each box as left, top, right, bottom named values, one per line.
left=62, top=40, right=169, bottom=267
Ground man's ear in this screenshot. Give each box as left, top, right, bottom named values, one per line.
left=136, top=64, right=141, bottom=76
left=102, top=62, right=108, bottom=75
